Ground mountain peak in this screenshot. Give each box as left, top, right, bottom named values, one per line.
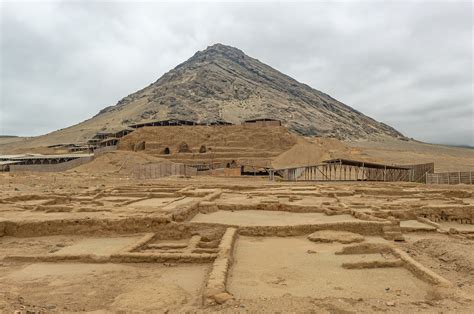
left=203, top=43, right=245, bottom=55
left=94, top=44, right=404, bottom=140
left=187, top=43, right=246, bottom=64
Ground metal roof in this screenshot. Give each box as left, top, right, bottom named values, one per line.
left=0, top=161, right=22, bottom=166
left=0, top=154, right=34, bottom=159
left=323, top=159, right=409, bottom=170
left=0, top=154, right=93, bottom=161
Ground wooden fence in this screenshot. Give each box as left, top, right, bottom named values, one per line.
left=271, top=163, right=409, bottom=182
left=401, top=163, right=435, bottom=183
left=131, top=162, right=197, bottom=179
left=426, top=171, right=474, bottom=185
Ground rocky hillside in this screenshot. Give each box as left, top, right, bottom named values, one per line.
left=1, top=44, right=405, bottom=150
left=97, top=43, right=403, bottom=139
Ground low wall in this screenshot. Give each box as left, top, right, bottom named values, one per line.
left=9, top=157, right=93, bottom=173
left=426, top=171, right=473, bottom=185
left=131, top=162, right=197, bottom=179
left=193, top=221, right=391, bottom=237
left=204, top=228, right=238, bottom=304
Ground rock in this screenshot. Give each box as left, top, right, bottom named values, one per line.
left=307, top=249, right=317, bottom=254
left=386, top=301, right=395, bottom=306
left=213, top=292, right=234, bottom=304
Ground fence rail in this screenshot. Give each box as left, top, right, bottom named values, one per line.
left=426, top=171, right=473, bottom=185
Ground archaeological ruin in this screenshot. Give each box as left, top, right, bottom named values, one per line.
left=0, top=121, right=473, bottom=312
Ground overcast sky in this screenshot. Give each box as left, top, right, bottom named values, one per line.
left=1, top=0, right=472, bottom=145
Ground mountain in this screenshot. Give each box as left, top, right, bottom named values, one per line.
left=3, top=44, right=406, bottom=149
left=96, top=43, right=403, bottom=139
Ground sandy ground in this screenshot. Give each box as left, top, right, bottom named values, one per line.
left=400, top=233, right=474, bottom=295
left=229, top=236, right=430, bottom=299
left=0, top=263, right=208, bottom=312
left=0, top=172, right=473, bottom=312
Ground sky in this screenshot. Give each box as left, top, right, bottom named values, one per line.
left=1, top=0, right=473, bottom=145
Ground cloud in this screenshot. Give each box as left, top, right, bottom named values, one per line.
left=1, top=0, right=472, bottom=145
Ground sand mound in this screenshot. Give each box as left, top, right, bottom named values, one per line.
left=272, top=137, right=355, bottom=169
left=307, top=230, right=365, bottom=244
left=72, top=151, right=169, bottom=175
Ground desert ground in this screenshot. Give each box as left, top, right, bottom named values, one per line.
left=1, top=125, right=473, bottom=313
left=1, top=167, right=473, bottom=313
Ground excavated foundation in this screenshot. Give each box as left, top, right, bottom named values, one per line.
left=0, top=180, right=472, bottom=312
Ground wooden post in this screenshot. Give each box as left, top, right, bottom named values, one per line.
left=339, top=160, right=342, bottom=181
